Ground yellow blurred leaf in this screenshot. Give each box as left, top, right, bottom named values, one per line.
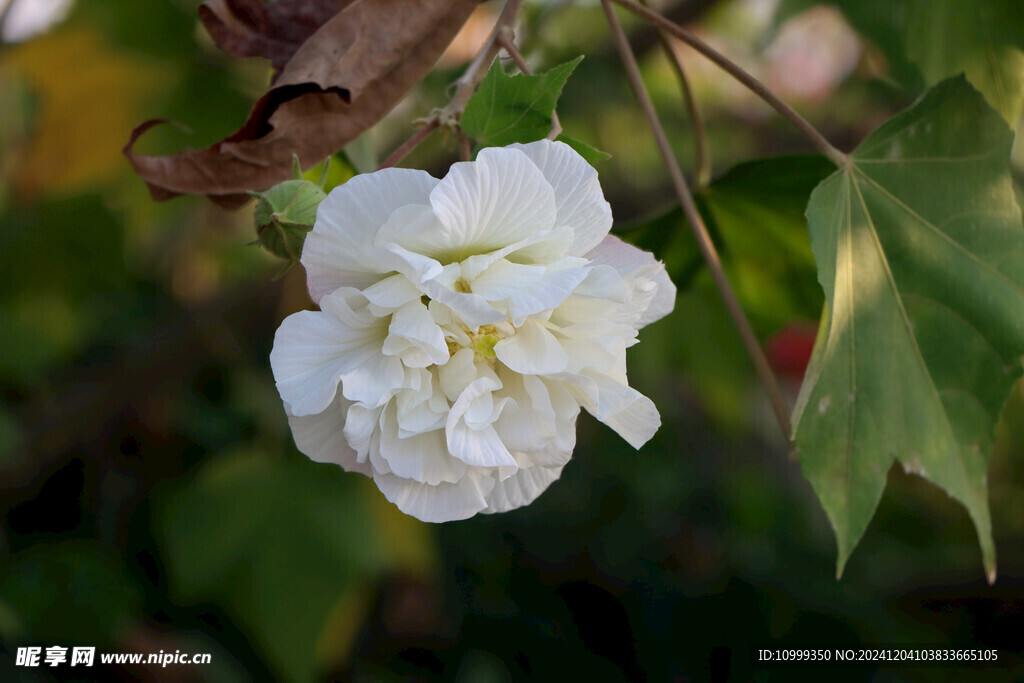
left=1, top=27, right=169, bottom=198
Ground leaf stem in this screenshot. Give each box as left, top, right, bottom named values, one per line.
left=378, top=118, right=440, bottom=169
left=496, top=34, right=564, bottom=141
left=611, top=0, right=847, bottom=167
left=601, top=0, right=794, bottom=447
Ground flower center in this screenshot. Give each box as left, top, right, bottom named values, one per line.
left=446, top=322, right=515, bottom=361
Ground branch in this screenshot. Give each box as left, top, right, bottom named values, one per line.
left=643, top=1, right=710, bottom=188
left=611, top=0, right=847, bottom=167
left=441, top=0, right=526, bottom=126
left=377, top=0, right=526, bottom=169
left=378, top=118, right=440, bottom=169
left=601, top=0, right=795, bottom=447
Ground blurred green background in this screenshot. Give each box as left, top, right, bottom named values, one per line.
left=2, top=0, right=1024, bottom=680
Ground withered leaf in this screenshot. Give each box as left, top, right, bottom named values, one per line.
left=199, top=0, right=351, bottom=76
left=126, top=0, right=480, bottom=206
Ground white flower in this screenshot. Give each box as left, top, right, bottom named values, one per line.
left=270, top=141, right=675, bottom=522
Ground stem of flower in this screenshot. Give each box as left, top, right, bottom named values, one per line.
left=642, top=0, right=710, bottom=188
left=601, top=0, right=795, bottom=448
left=497, top=34, right=564, bottom=141
left=611, top=0, right=847, bottom=168
left=378, top=118, right=440, bottom=170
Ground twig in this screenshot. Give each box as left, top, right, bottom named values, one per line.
left=642, top=0, right=710, bottom=188
left=458, top=129, right=472, bottom=161
left=611, top=0, right=847, bottom=167
left=441, top=0, right=526, bottom=126
left=378, top=118, right=440, bottom=169
left=601, top=0, right=794, bottom=447
left=497, top=34, right=563, bottom=140
left=377, top=0, right=526, bottom=170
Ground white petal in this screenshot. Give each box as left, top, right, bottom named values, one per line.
left=286, top=393, right=373, bottom=476
left=494, top=320, right=569, bottom=375
left=378, top=403, right=466, bottom=485
left=492, top=372, right=558, bottom=455
left=419, top=278, right=505, bottom=329
left=437, top=348, right=478, bottom=402
left=395, top=368, right=449, bottom=436
left=572, top=264, right=627, bottom=301
left=470, top=258, right=590, bottom=324
left=561, top=371, right=661, bottom=449
left=508, top=140, right=612, bottom=256
left=373, top=470, right=495, bottom=522
left=374, top=203, right=448, bottom=259
left=430, top=147, right=556, bottom=256
left=270, top=293, right=389, bottom=416
left=302, top=169, right=438, bottom=303
left=381, top=241, right=444, bottom=285
left=459, top=226, right=573, bottom=280
left=382, top=301, right=449, bottom=368
left=446, top=377, right=518, bottom=469
left=338, top=349, right=407, bottom=407
left=343, top=403, right=382, bottom=463
left=362, top=273, right=423, bottom=310
left=584, top=235, right=676, bottom=328
left=482, top=465, right=564, bottom=514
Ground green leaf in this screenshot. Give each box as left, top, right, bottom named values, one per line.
left=555, top=134, right=610, bottom=164
left=0, top=541, right=141, bottom=646
left=903, top=0, right=1024, bottom=126
left=701, top=155, right=833, bottom=332
left=774, top=0, right=1024, bottom=125
left=462, top=56, right=583, bottom=147
left=156, top=452, right=397, bottom=682
left=794, top=76, right=1024, bottom=581
left=617, top=155, right=832, bottom=332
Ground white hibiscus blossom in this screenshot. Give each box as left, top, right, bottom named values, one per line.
left=270, top=140, right=675, bottom=522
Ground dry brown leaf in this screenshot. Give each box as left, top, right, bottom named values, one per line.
left=199, top=0, right=351, bottom=75
left=126, top=0, right=480, bottom=206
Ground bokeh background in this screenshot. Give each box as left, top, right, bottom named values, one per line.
left=2, top=0, right=1024, bottom=680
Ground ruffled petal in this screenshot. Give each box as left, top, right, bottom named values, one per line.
left=303, top=169, right=438, bottom=303
left=470, top=257, right=590, bottom=325
left=382, top=301, right=449, bottom=368
left=561, top=370, right=661, bottom=449
left=494, top=320, right=569, bottom=375
left=584, top=235, right=676, bottom=328
left=429, top=147, right=557, bottom=257
left=285, top=393, right=372, bottom=476
left=508, top=140, right=613, bottom=256
left=271, top=290, right=392, bottom=416
left=482, top=464, right=564, bottom=514
left=446, top=377, right=518, bottom=469
left=373, top=470, right=495, bottom=523
left=362, top=273, right=423, bottom=311
left=377, top=403, right=466, bottom=485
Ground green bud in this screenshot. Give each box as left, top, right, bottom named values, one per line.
left=252, top=156, right=329, bottom=262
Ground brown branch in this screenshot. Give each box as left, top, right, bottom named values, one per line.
left=611, top=0, right=847, bottom=167
left=644, top=4, right=710, bottom=188
left=377, top=0, right=527, bottom=170
left=378, top=118, right=441, bottom=169
left=601, top=0, right=795, bottom=447
left=441, top=0, right=526, bottom=125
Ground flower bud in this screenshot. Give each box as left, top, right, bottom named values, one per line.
left=252, top=156, right=328, bottom=261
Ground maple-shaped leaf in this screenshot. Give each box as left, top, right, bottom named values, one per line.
left=794, top=76, right=1024, bottom=581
